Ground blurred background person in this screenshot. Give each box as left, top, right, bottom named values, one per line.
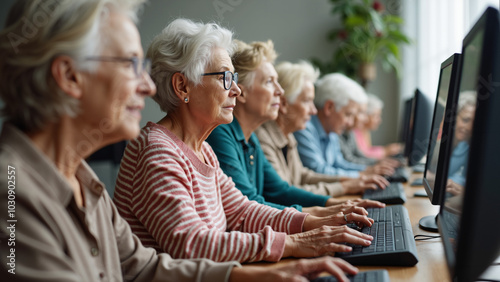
left=294, top=73, right=395, bottom=178
left=255, top=60, right=389, bottom=197
left=446, top=90, right=476, bottom=196
left=353, top=93, right=403, bottom=160
left=339, top=99, right=400, bottom=168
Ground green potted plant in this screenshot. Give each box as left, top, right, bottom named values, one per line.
left=312, top=0, right=411, bottom=88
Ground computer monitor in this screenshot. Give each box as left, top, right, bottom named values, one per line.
left=404, top=89, right=433, bottom=167
left=400, top=98, right=413, bottom=144
left=419, top=53, right=462, bottom=232
left=438, top=7, right=500, bottom=282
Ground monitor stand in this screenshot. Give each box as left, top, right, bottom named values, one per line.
left=419, top=214, right=439, bottom=232
left=410, top=177, right=424, bottom=186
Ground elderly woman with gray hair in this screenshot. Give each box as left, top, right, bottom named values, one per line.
left=254, top=61, right=389, bottom=197
left=113, top=18, right=372, bottom=277
left=353, top=94, right=403, bottom=160
left=445, top=90, right=477, bottom=196
left=294, top=73, right=394, bottom=178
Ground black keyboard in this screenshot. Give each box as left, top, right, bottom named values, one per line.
left=362, top=182, right=406, bottom=204
left=386, top=167, right=409, bottom=182
left=309, top=270, right=390, bottom=282
left=336, top=205, right=418, bottom=266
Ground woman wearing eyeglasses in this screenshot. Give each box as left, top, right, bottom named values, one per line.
left=113, top=19, right=374, bottom=265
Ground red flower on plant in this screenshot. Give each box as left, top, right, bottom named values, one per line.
left=338, top=30, right=348, bottom=40
left=372, top=1, right=384, bottom=12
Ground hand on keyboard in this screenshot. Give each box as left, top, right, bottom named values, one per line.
left=242, top=256, right=358, bottom=282
left=343, top=199, right=386, bottom=209
left=302, top=211, right=374, bottom=230
left=363, top=163, right=395, bottom=176
left=283, top=225, right=373, bottom=259
left=340, top=175, right=389, bottom=194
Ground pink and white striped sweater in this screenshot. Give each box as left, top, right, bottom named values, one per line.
left=113, top=122, right=306, bottom=263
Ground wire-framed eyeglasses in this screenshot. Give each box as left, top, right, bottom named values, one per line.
left=202, top=71, right=238, bottom=90
left=85, top=56, right=151, bottom=78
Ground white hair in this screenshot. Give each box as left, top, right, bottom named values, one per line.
left=276, top=60, right=320, bottom=103
left=147, top=18, right=235, bottom=114
left=457, top=90, right=477, bottom=112
left=0, top=0, right=146, bottom=132
left=314, top=73, right=367, bottom=111
left=366, top=93, right=384, bottom=115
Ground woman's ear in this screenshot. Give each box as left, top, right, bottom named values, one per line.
left=279, top=96, right=288, bottom=115
left=236, top=83, right=247, bottom=104
left=51, top=55, right=83, bottom=99
left=171, top=72, right=190, bottom=101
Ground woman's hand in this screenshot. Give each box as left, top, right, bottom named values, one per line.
left=446, top=179, right=464, bottom=195
left=229, top=257, right=358, bottom=282
left=282, top=225, right=373, bottom=258
left=364, top=163, right=395, bottom=176
left=378, top=158, right=401, bottom=168
left=303, top=203, right=368, bottom=219
left=340, top=174, right=389, bottom=194
left=302, top=212, right=374, bottom=231
left=322, top=199, right=385, bottom=212
left=385, top=143, right=403, bottom=156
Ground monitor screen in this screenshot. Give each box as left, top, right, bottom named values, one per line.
left=400, top=98, right=413, bottom=144
left=423, top=53, right=462, bottom=206
left=438, top=7, right=500, bottom=282
left=404, top=89, right=433, bottom=166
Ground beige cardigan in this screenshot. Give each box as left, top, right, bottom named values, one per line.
left=255, top=120, right=345, bottom=197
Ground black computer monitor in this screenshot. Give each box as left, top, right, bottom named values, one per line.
left=438, top=7, right=500, bottom=282
left=419, top=53, right=462, bottom=232
left=404, top=89, right=433, bottom=167
left=400, top=98, right=413, bottom=144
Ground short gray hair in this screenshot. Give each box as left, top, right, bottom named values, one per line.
left=0, top=0, right=145, bottom=133
left=314, top=73, right=367, bottom=111
left=276, top=60, right=319, bottom=103
left=457, top=90, right=476, bottom=112
left=366, top=93, right=384, bottom=115
left=147, top=18, right=235, bottom=114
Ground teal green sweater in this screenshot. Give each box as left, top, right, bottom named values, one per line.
left=206, top=118, right=329, bottom=211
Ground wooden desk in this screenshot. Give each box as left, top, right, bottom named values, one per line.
left=353, top=172, right=449, bottom=282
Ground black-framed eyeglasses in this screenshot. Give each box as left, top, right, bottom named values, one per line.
left=85, top=56, right=151, bottom=78
left=202, top=71, right=238, bottom=90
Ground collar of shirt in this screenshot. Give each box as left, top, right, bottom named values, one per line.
left=310, top=115, right=329, bottom=142
left=230, top=117, right=260, bottom=149
left=0, top=124, right=105, bottom=211
left=260, top=120, right=292, bottom=149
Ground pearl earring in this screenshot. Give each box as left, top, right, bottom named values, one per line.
left=184, top=97, right=189, bottom=103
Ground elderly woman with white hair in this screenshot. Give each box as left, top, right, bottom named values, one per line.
left=445, top=90, right=477, bottom=196
left=294, top=73, right=394, bottom=178
left=255, top=60, right=389, bottom=197
left=353, top=93, right=403, bottom=159
left=113, top=19, right=374, bottom=274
